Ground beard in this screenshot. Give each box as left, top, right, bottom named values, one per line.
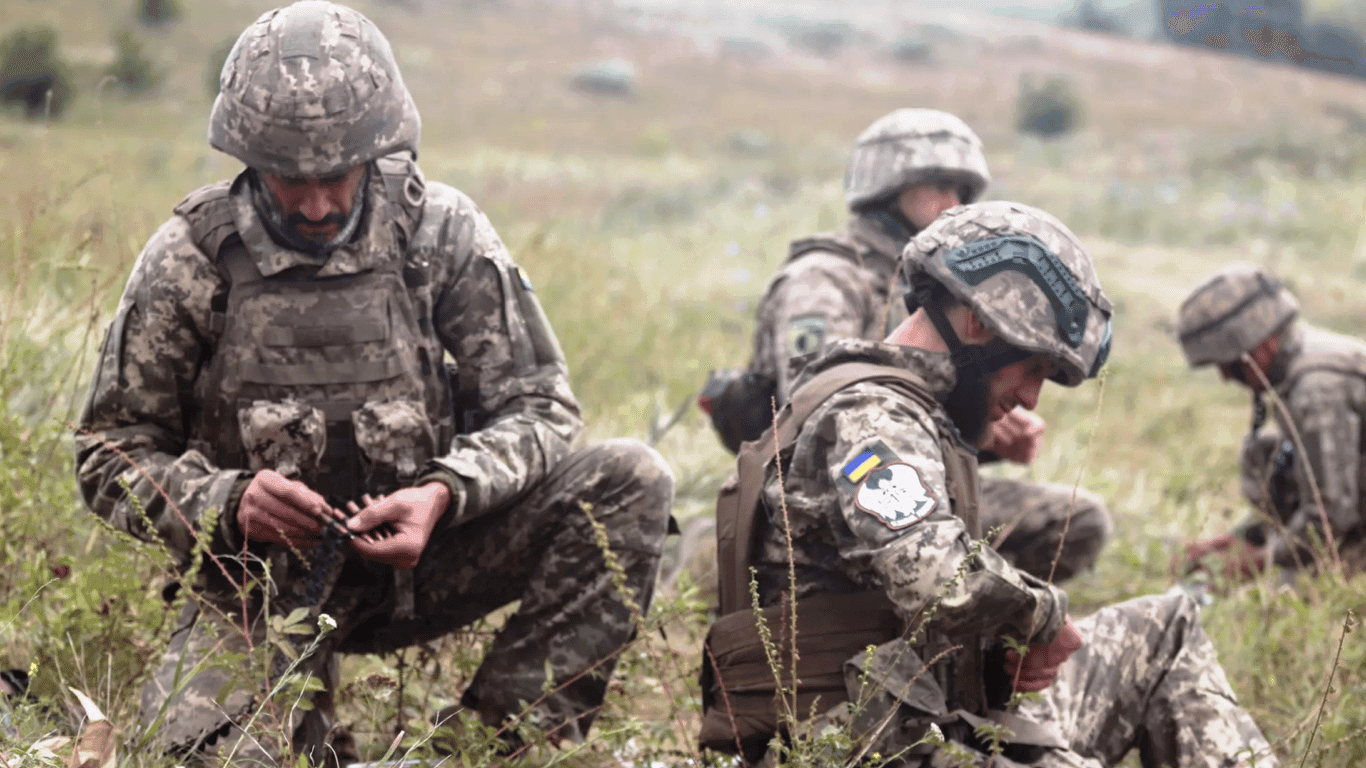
left=943, top=368, right=992, bottom=446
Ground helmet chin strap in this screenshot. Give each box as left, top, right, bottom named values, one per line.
left=910, top=284, right=1034, bottom=383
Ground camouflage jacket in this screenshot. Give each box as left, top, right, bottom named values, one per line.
left=751, top=338, right=1067, bottom=646
left=1261, top=322, right=1366, bottom=566
left=746, top=215, right=909, bottom=401
left=75, top=155, right=581, bottom=570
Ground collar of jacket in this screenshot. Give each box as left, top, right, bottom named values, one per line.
left=848, top=213, right=912, bottom=269
left=787, top=337, right=957, bottom=403
left=227, top=165, right=403, bottom=278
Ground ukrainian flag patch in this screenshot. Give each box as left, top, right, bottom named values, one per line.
left=517, top=266, right=534, bottom=291
left=836, top=440, right=902, bottom=493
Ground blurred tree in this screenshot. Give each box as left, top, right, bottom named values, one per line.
left=0, top=27, right=75, bottom=119
left=137, top=0, right=182, bottom=26
left=105, top=27, right=161, bottom=96
left=1016, top=74, right=1085, bottom=139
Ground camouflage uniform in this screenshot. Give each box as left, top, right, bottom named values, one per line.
left=740, top=110, right=1110, bottom=583
left=1179, top=263, right=1366, bottom=571
left=74, top=3, right=673, bottom=764
left=740, top=203, right=1273, bottom=767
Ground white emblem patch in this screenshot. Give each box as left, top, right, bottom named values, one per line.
left=854, top=462, right=938, bottom=530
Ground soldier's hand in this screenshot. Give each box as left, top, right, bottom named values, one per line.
left=346, top=482, right=451, bottom=570
left=1004, top=619, right=1082, bottom=692
left=237, top=469, right=336, bottom=547
left=978, top=407, right=1045, bottom=464
left=1178, top=533, right=1266, bottom=581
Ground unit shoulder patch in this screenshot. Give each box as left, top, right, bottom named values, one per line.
left=851, top=461, right=938, bottom=530
left=787, top=314, right=827, bottom=357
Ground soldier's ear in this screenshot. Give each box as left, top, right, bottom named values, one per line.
left=960, top=306, right=995, bottom=345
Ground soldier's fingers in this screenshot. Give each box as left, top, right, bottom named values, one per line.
left=252, top=469, right=329, bottom=518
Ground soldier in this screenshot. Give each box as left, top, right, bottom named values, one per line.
left=1176, top=262, right=1366, bottom=578
left=74, top=2, right=674, bottom=764
left=699, top=108, right=1111, bottom=583
left=698, top=201, right=1276, bottom=767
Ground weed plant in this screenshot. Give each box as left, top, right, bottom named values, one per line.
left=0, top=0, right=1365, bottom=765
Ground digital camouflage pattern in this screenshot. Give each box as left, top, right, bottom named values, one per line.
left=238, top=400, right=327, bottom=480
left=1177, top=261, right=1298, bottom=367
left=844, top=108, right=991, bottom=210
left=902, top=201, right=1114, bottom=386
left=753, top=338, right=1277, bottom=768
left=747, top=214, right=907, bottom=401
left=76, top=147, right=674, bottom=761
left=979, top=476, right=1111, bottom=583
left=142, top=439, right=673, bottom=764
left=209, top=1, right=421, bottom=178
left=1255, top=323, right=1366, bottom=569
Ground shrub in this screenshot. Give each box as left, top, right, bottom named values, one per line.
left=104, top=28, right=161, bottom=96
left=0, top=26, right=75, bottom=120
left=136, top=0, right=182, bottom=26
left=1015, top=73, right=1085, bottom=139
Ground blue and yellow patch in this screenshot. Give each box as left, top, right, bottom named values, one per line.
left=517, top=266, right=534, bottom=291
left=835, top=440, right=902, bottom=493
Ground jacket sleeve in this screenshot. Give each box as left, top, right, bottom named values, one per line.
left=74, top=218, right=248, bottom=567
left=818, top=386, right=1067, bottom=646
left=1273, top=370, right=1365, bottom=566
left=748, top=253, right=883, bottom=402
left=421, top=186, right=582, bottom=523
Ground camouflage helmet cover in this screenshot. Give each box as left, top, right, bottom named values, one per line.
left=1177, top=262, right=1298, bottom=367
left=209, top=0, right=421, bottom=177
left=901, top=201, right=1114, bottom=386
left=844, top=108, right=992, bottom=211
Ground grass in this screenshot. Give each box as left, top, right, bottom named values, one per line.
left=2, top=0, right=1366, bottom=764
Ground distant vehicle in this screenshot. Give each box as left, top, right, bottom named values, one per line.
left=1154, top=0, right=1363, bottom=76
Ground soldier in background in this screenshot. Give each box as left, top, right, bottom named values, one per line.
left=700, top=108, right=1111, bottom=582
left=699, top=201, right=1276, bottom=767
left=1176, top=262, right=1366, bottom=578
left=74, top=2, right=674, bottom=764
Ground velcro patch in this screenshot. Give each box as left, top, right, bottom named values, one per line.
left=516, top=266, right=535, bottom=291
left=852, top=462, right=938, bottom=530
left=787, top=314, right=827, bottom=357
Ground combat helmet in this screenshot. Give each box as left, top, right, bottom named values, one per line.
left=844, top=108, right=991, bottom=211
left=901, top=201, right=1113, bottom=386
left=209, top=0, right=421, bottom=178
left=1177, top=262, right=1298, bottom=367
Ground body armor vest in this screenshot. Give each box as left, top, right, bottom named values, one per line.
left=700, top=362, right=984, bottom=759
left=173, top=156, right=455, bottom=508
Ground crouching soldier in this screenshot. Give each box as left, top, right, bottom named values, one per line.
left=74, top=2, right=674, bottom=764
left=698, top=202, right=1277, bottom=767
left=1176, top=262, right=1366, bottom=579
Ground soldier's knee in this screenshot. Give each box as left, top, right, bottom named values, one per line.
left=576, top=438, right=675, bottom=544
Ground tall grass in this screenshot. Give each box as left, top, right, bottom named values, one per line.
left=1, top=0, right=1365, bottom=764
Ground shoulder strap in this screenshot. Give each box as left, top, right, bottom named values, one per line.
left=716, top=361, right=943, bottom=615
left=172, top=180, right=237, bottom=260
left=786, top=231, right=860, bottom=265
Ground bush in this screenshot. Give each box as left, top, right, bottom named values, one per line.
left=0, top=26, right=75, bottom=119
left=1015, top=73, right=1085, bottom=139
left=136, top=0, right=182, bottom=26
left=104, top=28, right=161, bottom=96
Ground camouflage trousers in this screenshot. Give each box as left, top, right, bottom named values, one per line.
left=981, top=476, right=1112, bottom=583
left=140, top=438, right=675, bottom=766
left=775, top=590, right=1276, bottom=768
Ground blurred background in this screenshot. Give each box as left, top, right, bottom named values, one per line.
left=2, top=0, right=1366, bottom=764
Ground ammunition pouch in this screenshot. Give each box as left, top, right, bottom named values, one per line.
left=698, top=591, right=901, bottom=762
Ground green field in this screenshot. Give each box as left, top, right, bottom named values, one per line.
left=1, top=0, right=1365, bottom=765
